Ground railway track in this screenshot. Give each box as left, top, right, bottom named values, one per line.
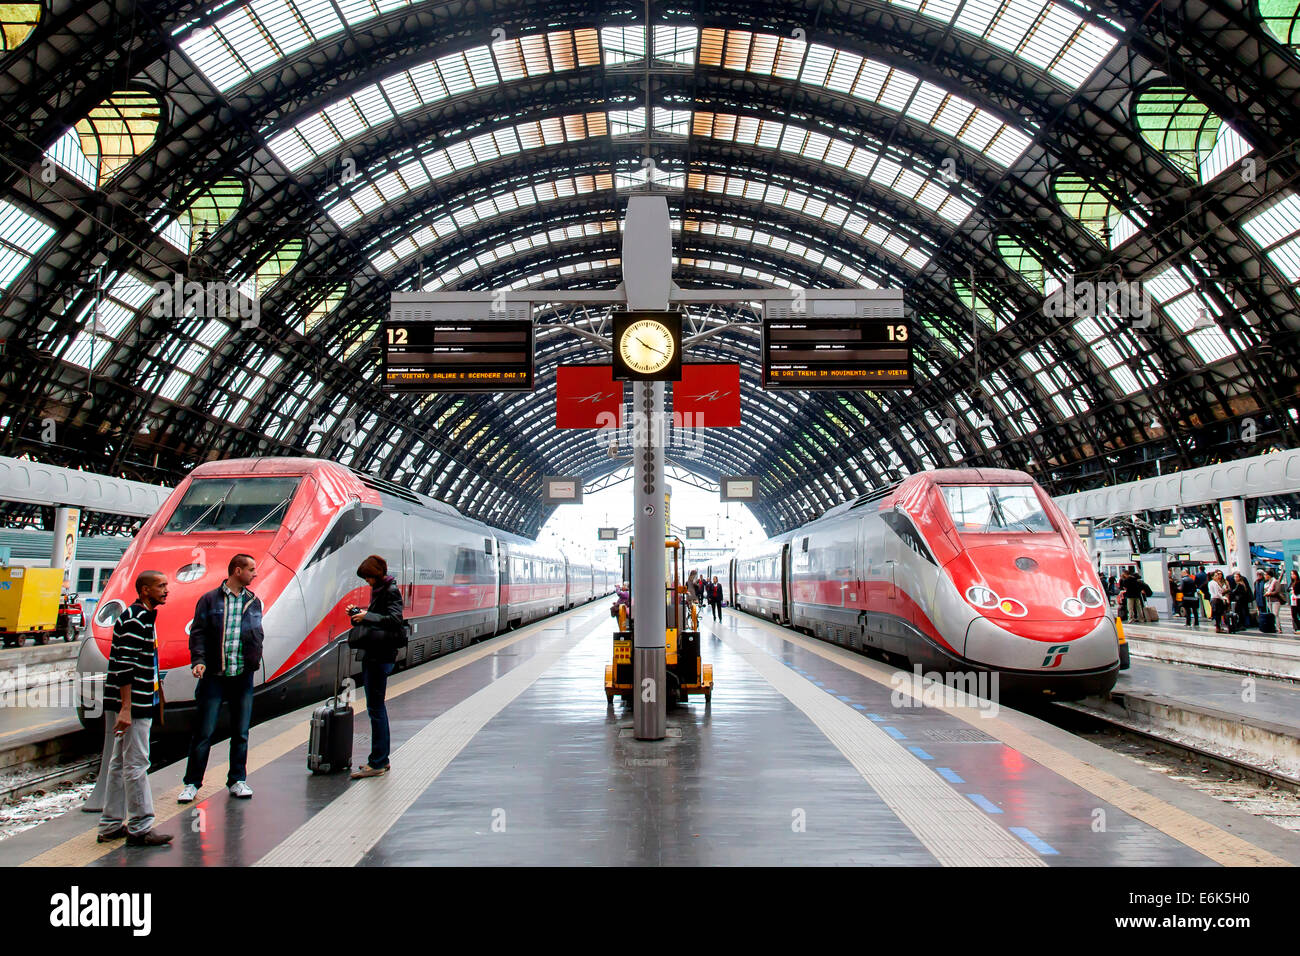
left=1042, top=701, right=1300, bottom=795
left=0, top=755, right=97, bottom=804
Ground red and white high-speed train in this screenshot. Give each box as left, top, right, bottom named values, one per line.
left=78, top=457, right=616, bottom=730
left=730, top=468, right=1121, bottom=699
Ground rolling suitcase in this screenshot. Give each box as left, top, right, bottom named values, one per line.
left=308, top=642, right=353, bottom=775
left=1143, top=606, right=1159, bottom=623
left=1260, top=611, right=1277, bottom=634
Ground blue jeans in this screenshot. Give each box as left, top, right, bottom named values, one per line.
left=363, top=662, right=395, bottom=770
left=184, top=671, right=254, bottom=787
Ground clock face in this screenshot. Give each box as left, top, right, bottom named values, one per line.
left=619, top=319, right=676, bottom=375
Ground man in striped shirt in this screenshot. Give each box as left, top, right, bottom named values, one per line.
left=98, top=570, right=173, bottom=848
left=179, top=553, right=264, bottom=803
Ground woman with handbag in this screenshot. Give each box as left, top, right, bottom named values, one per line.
left=348, top=554, right=404, bottom=779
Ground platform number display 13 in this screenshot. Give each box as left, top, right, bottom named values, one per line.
left=886, top=324, right=907, bottom=341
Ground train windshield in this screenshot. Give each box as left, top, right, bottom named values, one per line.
left=162, top=477, right=303, bottom=534
left=940, top=484, right=1055, bottom=534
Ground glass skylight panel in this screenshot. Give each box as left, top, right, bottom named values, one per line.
left=1242, top=193, right=1300, bottom=283
left=1144, top=264, right=1239, bottom=364
left=45, top=128, right=96, bottom=187
left=602, top=25, right=644, bottom=64
left=1201, top=125, right=1251, bottom=182
left=267, top=32, right=599, bottom=171
left=0, top=200, right=55, bottom=291
left=653, top=25, right=697, bottom=64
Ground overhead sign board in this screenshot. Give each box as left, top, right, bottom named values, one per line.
left=542, top=476, right=583, bottom=505
left=763, top=317, right=912, bottom=389
left=1073, top=520, right=1093, bottom=538
left=598, top=527, right=619, bottom=541
left=720, top=476, right=759, bottom=502
left=685, top=526, right=706, bottom=540
left=381, top=319, right=534, bottom=392
left=1160, top=523, right=1182, bottom=538
left=1094, top=528, right=1115, bottom=541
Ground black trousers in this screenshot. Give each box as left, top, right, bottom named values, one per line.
left=708, top=599, right=722, bottom=621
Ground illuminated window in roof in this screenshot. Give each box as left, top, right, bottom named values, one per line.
left=1133, top=86, right=1253, bottom=184
left=0, top=199, right=55, bottom=292
left=1070, top=316, right=1143, bottom=396
left=1018, top=342, right=1092, bottom=419
left=301, top=282, right=347, bottom=334
left=994, top=235, right=1054, bottom=292
left=691, top=111, right=977, bottom=225
left=952, top=278, right=1011, bottom=330
left=1241, top=192, right=1300, bottom=285
left=61, top=271, right=156, bottom=369
left=1053, top=174, right=1141, bottom=249
left=68, top=90, right=163, bottom=188
left=1143, top=265, right=1241, bottom=364
left=0, top=2, right=41, bottom=51
left=160, top=177, right=246, bottom=253
left=699, top=29, right=1034, bottom=168
left=265, top=29, right=601, bottom=169
left=254, top=237, right=303, bottom=294
left=322, top=112, right=608, bottom=227
left=1260, top=0, right=1300, bottom=44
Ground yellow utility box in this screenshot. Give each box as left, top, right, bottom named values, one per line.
left=0, top=567, right=62, bottom=635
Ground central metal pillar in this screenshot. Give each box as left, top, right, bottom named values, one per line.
left=632, top=380, right=667, bottom=740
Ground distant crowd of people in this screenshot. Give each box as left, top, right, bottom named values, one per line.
left=1104, top=564, right=1297, bottom=635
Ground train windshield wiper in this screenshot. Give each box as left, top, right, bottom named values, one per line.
left=181, top=483, right=234, bottom=535
left=244, top=495, right=291, bottom=534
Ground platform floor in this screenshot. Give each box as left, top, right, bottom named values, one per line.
left=3, top=604, right=1299, bottom=867
left=1114, top=659, right=1300, bottom=734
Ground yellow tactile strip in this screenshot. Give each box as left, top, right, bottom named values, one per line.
left=20, top=605, right=603, bottom=867
left=735, top=613, right=1293, bottom=867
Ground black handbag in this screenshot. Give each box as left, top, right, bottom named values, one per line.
left=347, top=622, right=380, bottom=648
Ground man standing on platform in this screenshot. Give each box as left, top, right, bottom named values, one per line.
left=98, top=570, right=172, bottom=848
left=178, top=554, right=264, bottom=803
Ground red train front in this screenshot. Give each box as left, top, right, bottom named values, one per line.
left=733, top=468, right=1120, bottom=700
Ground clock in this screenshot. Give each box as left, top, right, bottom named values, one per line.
left=612, top=311, right=682, bottom=381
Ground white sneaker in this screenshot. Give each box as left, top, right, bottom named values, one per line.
left=228, top=781, right=253, bottom=799
left=177, top=784, right=198, bottom=804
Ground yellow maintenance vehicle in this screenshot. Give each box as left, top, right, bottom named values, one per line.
left=0, top=566, right=63, bottom=648
left=606, top=536, right=713, bottom=705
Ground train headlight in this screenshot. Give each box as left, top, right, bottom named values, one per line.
left=94, top=600, right=125, bottom=628
left=1061, top=597, right=1086, bottom=617
left=1078, top=585, right=1104, bottom=608
left=966, top=586, right=999, bottom=609
left=997, top=597, right=1028, bottom=617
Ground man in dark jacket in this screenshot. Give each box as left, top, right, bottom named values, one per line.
left=350, top=554, right=404, bottom=779
left=1121, top=570, right=1146, bottom=624
left=99, top=570, right=173, bottom=847
left=1179, top=571, right=1199, bottom=627
left=178, top=554, right=263, bottom=803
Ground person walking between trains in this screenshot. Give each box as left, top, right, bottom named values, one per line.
left=1208, top=571, right=1228, bottom=634
left=98, top=570, right=172, bottom=848
left=178, top=554, right=264, bottom=803
left=706, top=575, right=724, bottom=622
left=349, top=555, right=405, bottom=779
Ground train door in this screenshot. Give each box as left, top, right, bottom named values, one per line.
left=781, top=542, right=791, bottom=623
left=729, top=558, right=737, bottom=607
left=402, top=525, right=415, bottom=610
left=497, top=544, right=510, bottom=631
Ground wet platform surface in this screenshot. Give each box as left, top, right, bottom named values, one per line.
left=1114, top=659, right=1300, bottom=733
left=4, top=603, right=1299, bottom=867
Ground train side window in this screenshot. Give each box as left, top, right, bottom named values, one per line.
left=77, top=567, right=96, bottom=592
left=484, top=538, right=493, bottom=555
left=881, top=511, right=937, bottom=565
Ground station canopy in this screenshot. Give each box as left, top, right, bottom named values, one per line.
left=1, top=0, right=1298, bottom=536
